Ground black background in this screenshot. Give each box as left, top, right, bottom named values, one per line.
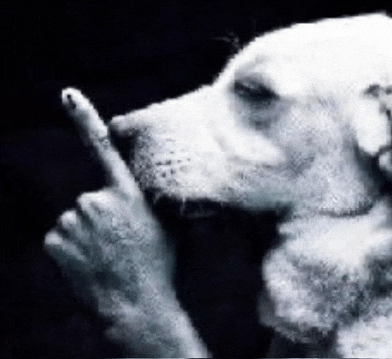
left=1, top=1, right=390, bottom=357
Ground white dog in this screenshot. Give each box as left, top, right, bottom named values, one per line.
left=45, top=13, right=392, bottom=357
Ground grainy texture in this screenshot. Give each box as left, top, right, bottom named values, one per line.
left=3, top=2, right=392, bottom=358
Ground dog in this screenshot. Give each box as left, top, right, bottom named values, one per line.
left=44, top=13, right=392, bottom=357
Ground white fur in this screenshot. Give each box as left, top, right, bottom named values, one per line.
left=68, top=13, right=392, bottom=357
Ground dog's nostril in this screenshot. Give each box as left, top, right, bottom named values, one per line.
left=110, top=129, right=136, bottom=165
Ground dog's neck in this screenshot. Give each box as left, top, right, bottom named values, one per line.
left=277, top=195, right=392, bottom=271
left=261, top=195, right=392, bottom=353
left=281, top=193, right=392, bottom=233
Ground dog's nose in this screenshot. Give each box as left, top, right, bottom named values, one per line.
left=109, top=111, right=154, bottom=139
left=109, top=114, right=135, bottom=138
left=109, top=115, right=139, bottom=165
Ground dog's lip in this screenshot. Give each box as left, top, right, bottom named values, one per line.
left=144, top=190, right=224, bottom=219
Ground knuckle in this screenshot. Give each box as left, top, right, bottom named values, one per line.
left=57, top=209, right=78, bottom=229
left=76, top=192, right=99, bottom=211
left=44, top=230, right=63, bottom=248
left=76, top=190, right=114, bottom=213
left=44, top=230, right=88, bottom=267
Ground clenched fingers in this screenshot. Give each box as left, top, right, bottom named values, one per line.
left=44, top=229, right=91, bottom=275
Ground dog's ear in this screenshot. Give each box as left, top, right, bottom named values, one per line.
left=355, top=84, right=392, bottom=178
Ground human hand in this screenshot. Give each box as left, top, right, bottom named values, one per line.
left=43, top=89, right=208, bottom=357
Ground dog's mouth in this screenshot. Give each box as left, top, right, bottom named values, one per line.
left=112, top=135, right=224, bottom=219
left=112, top=135, right=273, bottom=220
left=144, top=189, right=225, bottom=219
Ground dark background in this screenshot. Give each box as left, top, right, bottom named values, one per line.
left=1, top=1, right=390, bottom=357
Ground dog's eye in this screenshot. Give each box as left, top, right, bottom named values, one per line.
left=234, top=78, right=277, bottom=102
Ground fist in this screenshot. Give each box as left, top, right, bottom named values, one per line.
left=45, top=189, right=174, bottom=308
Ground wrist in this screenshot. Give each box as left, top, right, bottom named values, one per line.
left=100, top=286, right=210, bottom=357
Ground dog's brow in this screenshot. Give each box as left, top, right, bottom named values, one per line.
left=234, top=65, right=272, bottom=85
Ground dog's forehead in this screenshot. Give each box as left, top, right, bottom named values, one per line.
left=217, top=14, right=392, bottom=96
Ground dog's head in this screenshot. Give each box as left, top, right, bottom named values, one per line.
left=110, top=13, right=392, bottom=218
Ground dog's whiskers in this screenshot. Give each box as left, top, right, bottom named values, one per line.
left=152, top=192, right=164, bottom=205
left=179, top=197, right=187, bottom=216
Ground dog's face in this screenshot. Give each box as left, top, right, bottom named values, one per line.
left=110, top=14, right=392, bottom=217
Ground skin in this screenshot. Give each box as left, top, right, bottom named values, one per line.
left=44, top=89, right=209, bottom=358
